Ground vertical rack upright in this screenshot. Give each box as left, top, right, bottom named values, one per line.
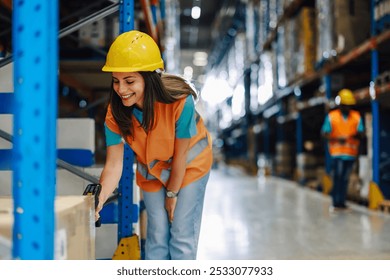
left=117, top=0, right=137, bottom=246
left=9, top=0, right=141, bottom=259
left=370, top=0, right=380, bottom=188
left=12, top=0, right=58, bottom=259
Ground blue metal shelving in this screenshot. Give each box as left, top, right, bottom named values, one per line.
left=116, top=0, right=138, bottom=248
left=12, top=0, right=58, bottom=259
left=371, top=0, right=381, bottom=186
left=6, top=0, right=140, bottom=259
left=324, top=75, right=332, bottom=174
left=243, top=0, right=388, bottom=197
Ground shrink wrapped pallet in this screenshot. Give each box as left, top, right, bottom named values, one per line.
left=276, top=25, right=287, bottom=88
left=246, top=1, right=257, bottom=61
left=296, top=153, right=318, bottom=182
left=258, top=0, right=270, bottom=49
left=283, top=7, right=316, bottom=84
left=297, top=7, right=317, bottom=74
left=281, top=0, right=295, bottom=9
left=283, top=16, right=298, bottom=84
left=275, top=142, right=293, bottom=177
left=374, top=0, right=390, bottom=28
left=316, top=0, right=370, bottom=62
left=358, top=155, right=371, bottom=199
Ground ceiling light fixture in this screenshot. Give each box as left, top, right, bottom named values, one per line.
left=191, top=6, right=201, bottom=19
left=184, top=66, right=194, bottom=80
left=193, top=51, right=208, bottom=67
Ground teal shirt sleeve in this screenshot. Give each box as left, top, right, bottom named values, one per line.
left=357, top=118, right=364, bottom=133
left=176, top=95, right=197, bottom=138
left=104, top=122, right=122, bottom=146
left=321, top=115, right=331, bottom=134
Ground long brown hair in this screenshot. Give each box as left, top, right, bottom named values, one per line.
left=109, top=72, right=198, bottom=139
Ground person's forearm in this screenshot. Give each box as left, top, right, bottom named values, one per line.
left=99, top=161, right=123, bottom=203
left=167, top=139, right=190, bottom=193
left=98, top=143, right=125, bottom=203
left=167, top=155, right=187, bottom=193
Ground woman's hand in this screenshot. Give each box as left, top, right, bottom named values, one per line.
left=164, top=138, right=190, bottom=223
left=96, top=143, right=124, bottom=222
left=165, top=197, right=178, bottom=223
left=95, top=193, right=108, bottom=222
left=95, top=199, right=103, bottom=222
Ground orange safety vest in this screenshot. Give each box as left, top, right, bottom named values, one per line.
left=328, top=109, right=361, bottom=157
left=105, top=97, right=213, bottom=192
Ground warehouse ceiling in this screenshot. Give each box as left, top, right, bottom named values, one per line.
left=57, top=0, right=229, bottom=83
left=179, top=0, right=225, bottom=50
left=179, top=0, right=239, bottom=78
left=0, top=0, right=237, bottom=117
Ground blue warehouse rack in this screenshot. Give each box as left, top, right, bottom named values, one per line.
left=212, top=0, right=390, bottom=204
left=5, top=0, right=143, bottom=259
left=12, top=0, right=58, bottom=259
left=371, top=0, right=381, bottom=187
left=116, top=0, right=138, bottom=245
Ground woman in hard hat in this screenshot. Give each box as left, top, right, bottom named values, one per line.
left=321, top=89, right=365, bottom=211
left=96, top=30, right=213, bottom=259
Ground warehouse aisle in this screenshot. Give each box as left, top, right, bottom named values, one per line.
left=196, top=165, right=390, bottom=260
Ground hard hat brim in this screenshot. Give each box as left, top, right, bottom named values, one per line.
left=102, top=61, right=164, bottom=72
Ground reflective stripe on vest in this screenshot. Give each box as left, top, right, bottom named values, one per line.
left=137, top=134, right=209, bottom=184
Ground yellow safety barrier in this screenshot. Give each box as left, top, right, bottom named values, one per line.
left=322, top=173, right=333, bottom=195
left=112, top=234, right=141, bottom=260
left=368, top=181, right=385, bottom=210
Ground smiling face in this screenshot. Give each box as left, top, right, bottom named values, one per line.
left=112, top=72, right=145, bottom=108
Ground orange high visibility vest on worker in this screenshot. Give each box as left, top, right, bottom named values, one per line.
left=105, top=97, right=213, bottom=192
left=328, top=109, right=361, bottom=157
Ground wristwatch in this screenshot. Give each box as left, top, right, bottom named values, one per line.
left=166, top=190, right=179, bottom=198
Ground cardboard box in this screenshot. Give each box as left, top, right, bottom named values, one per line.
left=79, top=19, right=106, bottom=48
left=316, top=0, right=370, bottom=60
left=0, top=195, right=95, bottom=260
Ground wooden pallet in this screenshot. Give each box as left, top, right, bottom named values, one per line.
left=378, top=200, right=390, bottom=213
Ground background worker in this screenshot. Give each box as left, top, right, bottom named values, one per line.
left=321, top=89, right=365, bottom=211
left=95, top=30, right=213, bottom=260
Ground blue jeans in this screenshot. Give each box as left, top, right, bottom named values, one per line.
left=142, top=172, right=210, bottom=260
left=331, top=158, right=355, bottom=207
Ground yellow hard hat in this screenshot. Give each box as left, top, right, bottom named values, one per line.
left=335, top=88, right=356, bottom=105
left=102, top=30, right=164, bottom=72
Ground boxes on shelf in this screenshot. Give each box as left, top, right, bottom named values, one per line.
left=247, top=126, right=257, bottom=164
left=276, top=25, right=288, bottom=88
left=283, top=7, right=317, bottom=84
left=358, top=155, right=371, bottom=199
left=257, top=153, right=273, bottom=177
left=258, top=0, right=271, bottom=49
left=246, top=1, right=258, bottom=61
left=296, top=153, right=318, bottom=183
left=281, top=0, right=295, bottom=9
left=0, top=195, right=95, bottom=260
left=305, top=167, right=326, bottom=190
left=78, top=16, right=119, bottom=48
left=347, top=171, right=361, bottom=199
left=298, top=7, right=317, bottom=74
left=287, top=96, right=298, bottom=114
left=365, top=113, right=373, bottom=160
left=274, top=142, right=293, bottom=177
left=79, top=20, right=105, bottom=48
left=316, top=0, right=370, bottom=62
left=283, top=16, right=298, bottom=84
left=269, top=0, right=282, bottom=31
left=374, top=0, right=390, bottom=31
